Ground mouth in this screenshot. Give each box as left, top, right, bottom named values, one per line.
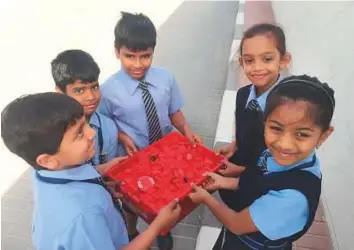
left=131, top=69, right=145, bottom=76
left=250, top=73, right=269, bottom=80
left=84, top=102, right=98, bottom=110
left=276, top=150, right=297, bottom=158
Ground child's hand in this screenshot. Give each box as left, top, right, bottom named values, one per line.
left=185, top=131, right=202, bottom=145
left=188, top=183, right=211, bottom=204
left=216, top=141, right=237, bottom=159
left=105, top=180, right=124, bottom=199
left=218, top=160, right=245, bottom=177
left=119, top=132, right=138, bottom=156
left=96, top=156, right=128, bottom=175
left=153, top=199, right=181, bottom=232
left=202, top=172, right=227, bottom=191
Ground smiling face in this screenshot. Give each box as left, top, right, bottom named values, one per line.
left=264, top=100, right=333, bottom=166
left=58, top=81, right=101, bottom=117
left=116, top=46, right=154, bottom=80
left=240, top=35, right=290, bottom=96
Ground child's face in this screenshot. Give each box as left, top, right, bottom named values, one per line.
left=116, top=46, right=154, bottom=80
left=240, top=35, right=290, bottom=95
left=58, top=81, right=101, bottom=117
left=264, top=100, right=333, bottom=166
left=36, top=116, right=96, bottom=170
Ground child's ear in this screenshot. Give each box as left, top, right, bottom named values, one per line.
left=114, top=47, right=120, bottom=60
left=279, top=52, right=291, bottom=70
left=36, top=154, right=60, bottom=170
left=55, top=87, right=63, bottom=94
left=317, top=126, right=334, bottom=148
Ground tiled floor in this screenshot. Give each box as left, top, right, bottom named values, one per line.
left=293, top=202, right=334, bottom=250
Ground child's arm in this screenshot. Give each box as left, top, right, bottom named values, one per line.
left=216, top=140, right=237, bottom=159
left=96, top=156, right=128, bottom=176
left=189, top=183, right=310, bottom=239
left=170, top=110, right=201, bottom=144
left=189, top=184, right=258, bottom=235
left=218, top=160, right=245, bottom=177
left=118, top=131, right=138, bottom=156
left=121, top=199, right=181, bottom=250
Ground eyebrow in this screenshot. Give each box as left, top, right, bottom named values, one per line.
left=243, top=52, right=275, bottom=57
left=269, top=120, right=315, bottom=132
left=269, top=120, right=283, bottom=126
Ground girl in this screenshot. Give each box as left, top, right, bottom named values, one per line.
left=190, top=75, right=335, bottom=249
left=218, top=23, right=291, bottom=174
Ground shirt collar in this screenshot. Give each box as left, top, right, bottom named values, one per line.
left=266, top=150, right=316, bottom=172
left=37, top=163, right=100, bottom=180
left=246, top=75, right=283, bottom=112
left=89, top=112, right=101, bottom=128
left=118, top=68, right=156, bottom=96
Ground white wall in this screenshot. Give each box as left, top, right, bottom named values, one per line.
left=272, top=2, right=354, bottom=249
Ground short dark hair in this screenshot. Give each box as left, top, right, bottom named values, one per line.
left=114, top=12, right=156, bottom=51
left=240, top=23, right=286, bottom=56
left=1, top=93, right=84, bottom=170
left=265, top=75, right=335, bottom=131
left=51, top=50, right=100, bottom=93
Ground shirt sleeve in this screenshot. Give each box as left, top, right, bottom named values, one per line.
left=249, top=189, right=309, bottom=240
left=59, top=209, right=116, bottom=250
left=98, top=97, right=112, bottom=119
left=168, top=75, right=184, bottom=115
left=106, top=118, right=119, bottom=160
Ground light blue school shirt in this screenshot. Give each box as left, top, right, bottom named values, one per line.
left=245, top=76, right=283, bottom=111
left=249, top=151, right=321, bottom=240
left=32, top=163, right=128, bottom=250
left=89, top=112, right=119, bottom=164
left=98, top=67, right=184, bottom=154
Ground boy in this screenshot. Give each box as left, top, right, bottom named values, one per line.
left=99, top=12, right=200, bottom=249
left=51, top=49, right=122, bottom=173
left=1, top=93, right=181, bottom=250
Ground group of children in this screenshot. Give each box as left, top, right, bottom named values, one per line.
left=1, top=11, right=335, bottom=250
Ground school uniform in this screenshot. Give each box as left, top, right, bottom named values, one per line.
left=98, top=67, right=184, bottom=156
left=32, top=163, right=128, bottom=250
left=220, top=78, right=282, bottom=208
left=89, top=112, right=119, bottom=165
left=213, top=151, right=322, bottom=250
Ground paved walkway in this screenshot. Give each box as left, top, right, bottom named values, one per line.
left=1, top=1, right=238, bottom=249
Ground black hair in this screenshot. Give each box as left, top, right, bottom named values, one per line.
left=240, top=23, right=286, bottom=56
left=1, top=92, right=84, bottom=170
left=264, top=75, right=335, bottom=131
left=51, top=50, right=100, bottom=93
left=114, top=12, right=156, bottom=51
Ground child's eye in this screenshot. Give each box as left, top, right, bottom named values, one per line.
left=125, top=54, right=134, bottom=59
left=264, top=57, right=273, bottom=62
left=295, top=132, right=310, bottom=138
left=73, top=88, right=84, bottom=94
left=270, top=126, right=282, bottom=132
left=92, top=85, right=99, bottom=91
left=77, top=131, right=84, bottom=139
left=244, top=59, right=253, bottom=64
left=141, top=55, right=151, bottom=59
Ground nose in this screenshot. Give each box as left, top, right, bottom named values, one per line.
left=133, top=58, right=143, bottom=69
left=84, top=89, right=95, bottom=101
left=253, top=58, right=263, bottom=71
left=276, top=133, right=294, bottom=152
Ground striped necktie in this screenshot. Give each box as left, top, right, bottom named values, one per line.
left=138, top=81, right=163, bottom=144
left=259, top=151, right=271, bottom=172
left=247, top=99, right=261, bottom=111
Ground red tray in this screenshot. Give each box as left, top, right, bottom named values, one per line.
left=105, top=132, right=224, bottom=229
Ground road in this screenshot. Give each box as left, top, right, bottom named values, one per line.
left=0, top=1, right=238, bottom=249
